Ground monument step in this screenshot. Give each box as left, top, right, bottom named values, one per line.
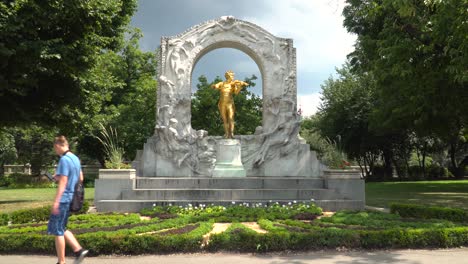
left=121, top=188, right=339, bottom=201
left=96, top=199, right=365, bottom=212
left=135, top=177, right=325, bottom=189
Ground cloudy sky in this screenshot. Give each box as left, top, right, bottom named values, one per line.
left=131, top=0, right=356, bottom=116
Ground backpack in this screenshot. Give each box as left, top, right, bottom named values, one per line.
left=70, top=182, right=85, bottom=212
left=63, top=154, right=85, bottom=212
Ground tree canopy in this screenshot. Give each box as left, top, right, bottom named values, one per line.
left=0, top=0, right=137, bottom=126
left=343, top=0, right=467, bottom=140
left=304, top=0, right=467, bottom=178
left=74, top=28, right=157, bottom=163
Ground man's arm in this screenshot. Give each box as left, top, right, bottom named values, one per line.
left=211, top=82, right=222, bottom=90
left=52, top=175, right=68, bottom=215
left=233, top=80, right=248, bottom=95
left=80, top=170, right=84, bottom=183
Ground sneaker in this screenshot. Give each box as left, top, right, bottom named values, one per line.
left=74, top=248, right=89, bottom=264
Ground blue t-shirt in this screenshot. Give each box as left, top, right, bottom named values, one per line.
left=56, top=153, right=81, bottom=203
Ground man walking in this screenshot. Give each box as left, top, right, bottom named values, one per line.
left=48, top=135, right=88, bottom=264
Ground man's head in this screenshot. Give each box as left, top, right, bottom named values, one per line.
left=225, top=70, right=234, bottom=80
left=53, top=135, right=69, bottom=156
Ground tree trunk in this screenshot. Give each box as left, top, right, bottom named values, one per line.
left=422, top=142, right=427, bottom=179
left=449, top=142, right=466, bottom=179
left=382, top=149, right=393, bottom=181
left=0, top=161, right=5, bottom=177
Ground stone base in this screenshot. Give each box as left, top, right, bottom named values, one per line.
left=213, top=139, right=246, bottom=177
left=94, top=176, right=365, bottom=212
left=323, top=169, right=365, bottom=209
left=98, top=169, right=136, bottom=179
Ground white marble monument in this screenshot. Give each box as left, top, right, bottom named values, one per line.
left=135, top=16, right=320, bottom=178
left=94, top=17, right=365, bottom=212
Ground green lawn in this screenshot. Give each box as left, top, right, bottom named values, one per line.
left=366, top=180, right=468, bottom=210
left=0, top=188, right=94, bottom=213
left=1, top=180, right=467, bottom=214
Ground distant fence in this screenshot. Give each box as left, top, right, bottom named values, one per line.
left=3, top=164, right=101, bottom=175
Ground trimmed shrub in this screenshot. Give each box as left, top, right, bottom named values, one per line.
left=8, top=201, right=90, bottom=225
left=390, top=203, right=468, bottom=223
left=9, top=206, right=51, bottom=224
left=0, top=213, right=9, bottom=226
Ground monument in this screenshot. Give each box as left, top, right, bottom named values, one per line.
left=94, top=16, right=365, bottom=212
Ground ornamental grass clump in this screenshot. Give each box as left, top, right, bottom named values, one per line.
left=96, top=124, right=130, bottom=169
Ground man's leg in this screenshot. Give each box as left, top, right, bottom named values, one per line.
left=227, top=108, right=235, bottom=138
left=64, top=230, right=81, bottom=252
left=55, top=236, right=66, bottom=264
left=65, top=230, right=89, bottom=264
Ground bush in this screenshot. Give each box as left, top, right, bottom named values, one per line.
left=142, top=202, right=323, bottom=222
left=426, top=164, right=450, bottom=179
left=7, top=201, right=89, bottom=225
left=0, top=173, right=56, bottom=188
left=9, top=206, right=51, bottom=224
left=0, top=213, right=9, bottom=226
left=1, top=207, right=468, bottom=254
left=390, top=203, right=468, bottom=223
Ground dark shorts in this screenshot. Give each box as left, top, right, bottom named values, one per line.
left=47, top=202, right=70, bottom=236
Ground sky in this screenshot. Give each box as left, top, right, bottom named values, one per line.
left=131, top=0, right=356, bottom=116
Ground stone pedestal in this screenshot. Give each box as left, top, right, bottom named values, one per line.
left=323, top=169, right=365, bottom=209
left=213, top=139, right=246, bottom=177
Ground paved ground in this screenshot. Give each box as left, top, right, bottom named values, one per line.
left=2, top=248, right=468, bottom=264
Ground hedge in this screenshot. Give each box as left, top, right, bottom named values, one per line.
left=390, top=203, right=468, bottom=223
left=1, top=201, right=90, bottom=226
left=0, top=222, right=213, bottom=255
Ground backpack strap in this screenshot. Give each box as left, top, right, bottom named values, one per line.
left=61, top=154, right=80, bottom=184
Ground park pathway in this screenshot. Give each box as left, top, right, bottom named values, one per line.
left=1, top=248, right=468, bottom=264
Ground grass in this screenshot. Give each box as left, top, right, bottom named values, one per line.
left=0, top=188, right=94, bottom=213
left=1, top=180, right=467, bottom=213
left=366, top=180, right=468, bottom=210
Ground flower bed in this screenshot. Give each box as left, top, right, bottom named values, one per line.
left=0, top=202, right=467, bottom=254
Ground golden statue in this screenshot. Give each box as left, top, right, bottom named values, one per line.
left=211, top=70, right=249, bottom=139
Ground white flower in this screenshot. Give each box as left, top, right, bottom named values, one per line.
left=311, top=198, right=315, bottom=201
left=168, top=203, right=172, bottom=206
left=293, top=200, right=297, bottom=204
left=288, top=202, right=292, bottom=205
left=232, top=201, right=236, bottom=205
left=152, top=203, right=156, bottom=207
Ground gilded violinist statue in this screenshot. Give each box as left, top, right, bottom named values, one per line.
left=211, top=70, right=249, bottom=139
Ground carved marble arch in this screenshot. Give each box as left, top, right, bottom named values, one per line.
left=157, top=16, right=298, bottom=137
left=190, top=41, right=265, bottom=99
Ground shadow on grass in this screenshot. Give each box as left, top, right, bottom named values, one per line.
left=366, top=181, right=468, bottom=210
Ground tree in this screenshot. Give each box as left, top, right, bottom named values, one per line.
left=10, top=125, right=58, bottom=176
left=74, top=28, right=157, bottom=163
left=343, top=0, right=467, bottom=176
left=191, top=75, right=262, bottom=136
left=0, top=129, right=17, bottom=176
left=0, top=0, right=137, bottom=126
